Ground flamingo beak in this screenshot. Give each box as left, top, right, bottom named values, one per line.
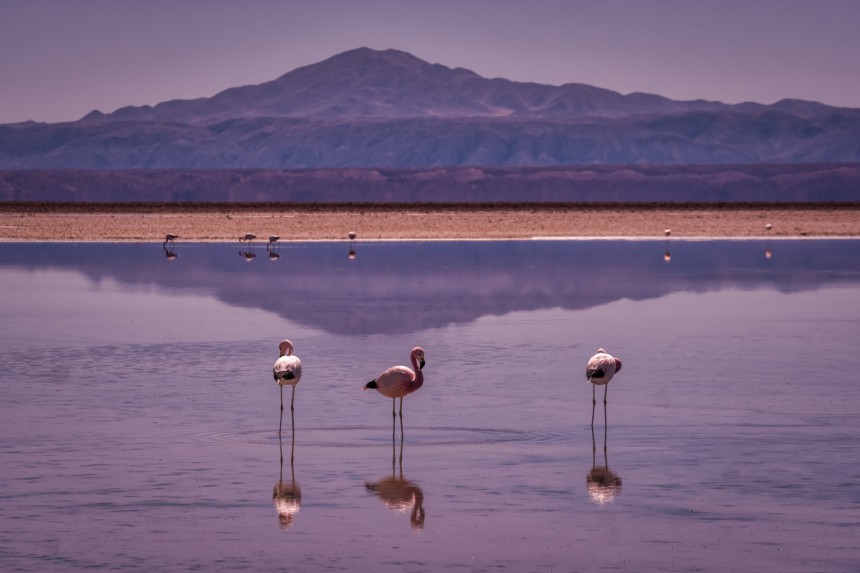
left=419, top=359, right=426, bottom=370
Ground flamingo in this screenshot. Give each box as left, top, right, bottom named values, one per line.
left=163, top=233, right=178, bottom=246
left=240, top=233, right=257, bottom=244
left=348, top=231, right=357, bottom=241
left=364, top=347, right=426, bottom=422
left=273, top=339, right=303, bottom=435
left=586, top=348, right=622, bottom=427
left=765, top=223, right=773, bottom=231
left=268, top=234, right=280, bottom=246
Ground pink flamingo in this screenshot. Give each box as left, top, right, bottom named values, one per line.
left=364, top=347, right=426, bottom=421
left=273, top=339, right=303, bottom=434
left=586, top=348, right=622, bottom=426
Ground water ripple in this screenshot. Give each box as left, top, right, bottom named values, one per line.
left=188, top=425, right=568, bottom=448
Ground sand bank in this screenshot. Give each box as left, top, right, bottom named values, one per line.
left=1, top=203, right=858, bottom=242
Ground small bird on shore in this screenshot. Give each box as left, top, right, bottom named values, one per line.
left=586, top=348, right=622, bottom=425
left=664, top=228, right=672, bottom=236
left=765, top=223, right=773, bottom=231
left=364, top=347, right=426, bottom=421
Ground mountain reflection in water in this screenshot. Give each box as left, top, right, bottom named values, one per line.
left=0, top=240, right=856, bottom=336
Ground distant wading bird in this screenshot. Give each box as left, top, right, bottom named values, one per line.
left=364, top=347, right=426, bottom=422
left=163, top=233, right=178, bottom=246
left=273, top=339, right=303, bottom=435
left=240, top=233, right=257, bottom=244
left=586, top=348, right=622, bottom=427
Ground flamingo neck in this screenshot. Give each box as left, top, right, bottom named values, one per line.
left=411, top=356, right=424, bottom=389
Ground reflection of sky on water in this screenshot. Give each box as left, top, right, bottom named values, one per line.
left=0, top=240, right=859, bottom=572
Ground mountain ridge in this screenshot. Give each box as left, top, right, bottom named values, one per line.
left=1, top=47, right=859, bottom=170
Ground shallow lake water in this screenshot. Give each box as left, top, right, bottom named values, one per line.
left=1, top=239, right=859, bottom=572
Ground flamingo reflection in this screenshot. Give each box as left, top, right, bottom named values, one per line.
left=365, top=432, right=425, bottom=530
left=587, top=423, right=622, bottom=505
left=347, top=231, right=357, bottom=260
left=267, top=235, right=281, bottom=261
left=273, top=408, right=301, bottom=529
left=663, top=229, right=672, bottom=262
left=162, top=233, right=179, bottom=260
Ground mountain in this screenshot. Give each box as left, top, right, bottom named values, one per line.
left=1, top=47, right=859, bottom=169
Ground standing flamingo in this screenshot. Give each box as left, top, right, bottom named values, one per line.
left=586, top=348, right=622, bottom=427
left=273, top=339, right=303, bottom=436
left=364, top=347, right=426, bottom=423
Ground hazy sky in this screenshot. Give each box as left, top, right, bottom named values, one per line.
left=2, top=0, right=859, bottom=124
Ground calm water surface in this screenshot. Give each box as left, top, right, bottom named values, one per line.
left=1, top=240, right=859, bottom=572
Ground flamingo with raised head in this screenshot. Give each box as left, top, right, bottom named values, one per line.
left=364, top=347, right=426, bottom=421
left=273, top=339, right=303, bottom=435
left=586, top=348, right=622, bottom=426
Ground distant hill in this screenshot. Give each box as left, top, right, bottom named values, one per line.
left=1, top=47, right=859, bottom=169
left=2, top=164, right=858, bottom=202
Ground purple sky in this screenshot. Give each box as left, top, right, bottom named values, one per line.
left=2, top=0, right=859, bottom=124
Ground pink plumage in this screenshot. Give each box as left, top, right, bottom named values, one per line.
left=365, top=347, right=426, bottom=418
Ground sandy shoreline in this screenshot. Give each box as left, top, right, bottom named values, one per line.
left=1, top=203, right=858, bottom=242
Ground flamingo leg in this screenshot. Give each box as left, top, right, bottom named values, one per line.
left=603, top=393, right=608, bottom=452
left=604, top=385, right=608, bottom=405
left=291, top=385, right=296, bottom=412
left=591, top=384, right=596, bottom=427
left=279, top=385, right=284, bottom=438
left=399, top=397, right=404, bottom=418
